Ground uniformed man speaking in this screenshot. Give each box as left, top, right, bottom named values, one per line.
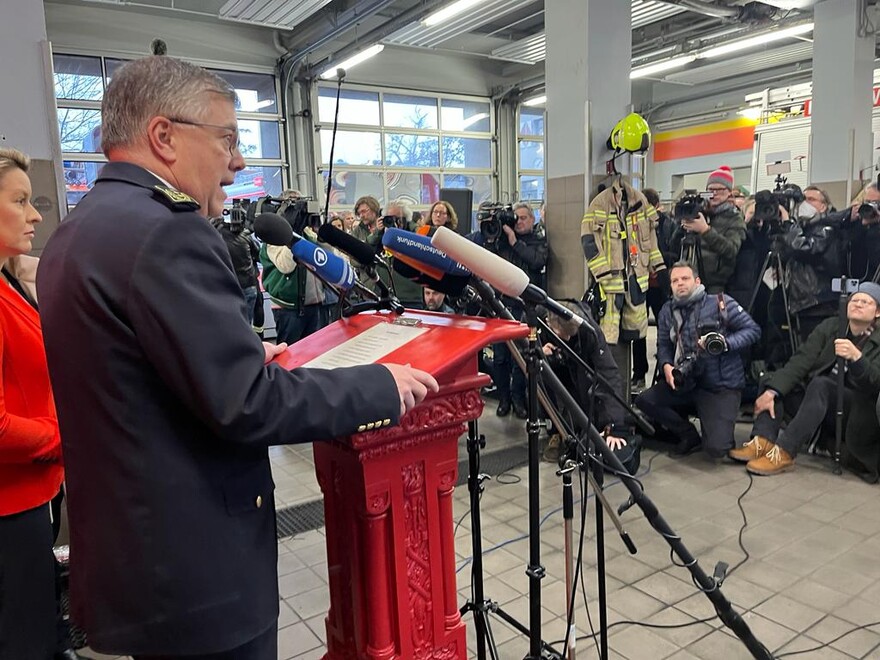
left=37, top=56, right=437, bottom=660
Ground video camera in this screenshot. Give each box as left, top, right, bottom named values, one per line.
left=753, top=176, right=802, bottom=229
left=478, top=203, right=517, bottom=243
left=857, top=200, right=880, bottom=224
left=247, top=195, right=322, bottom=234
left=674, top=190, right=710, bottom=221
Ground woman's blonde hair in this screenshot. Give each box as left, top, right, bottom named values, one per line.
left=0, top=148, right=30, bottom=183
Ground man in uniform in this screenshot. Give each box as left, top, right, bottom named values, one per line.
left=37, top=55, right=437, bottom=660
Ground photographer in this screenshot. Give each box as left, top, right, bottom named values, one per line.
left=832, top=183, right=880, bottom=289
left=351, top=195, right=384, bottom=253
left=635, top=262, right=760, bottom=459
left=212, top=205, right=260, bottom=325
left=383, top=198, right=425, bottom=308
left=780, top=186, right=842, bottom=341
left=540, top=301, right=640, bottom=471
left=469, top=202, right=548, bottom=418
left=731, top=283, right=880, bottom=480
left=670, top=166, right=746, bottom=293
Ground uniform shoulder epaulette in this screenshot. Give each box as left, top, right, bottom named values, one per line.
left=152, top=185, right=201, bottom=212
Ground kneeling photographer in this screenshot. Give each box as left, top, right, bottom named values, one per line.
left=635, top=262, right=760, bottom=459
left=469, top=202, right=548, bottom=418
left=540, top=301, right=640, bottom=472
left=669, top=166, right=746, bottom=293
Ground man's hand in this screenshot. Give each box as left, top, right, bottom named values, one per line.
left=376, top=217, right=384, bottom=231
left=605, top=435, right=627, bottom=451
left=754, top=390, right=776, bottom=419
left=683, top=213, right=710, bottom=235
left=384, top=363, right=440, bottom=417
left=502, top=224, right=517, bottom=246
left=542, top=342, right=555, bottom=356
left=263, top=342, right=288, bottom=364
left=663, top=363, right=676, bottom=390
left=835, top=338, right=863, bottom=362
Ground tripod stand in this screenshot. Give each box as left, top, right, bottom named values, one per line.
left=747, top=247, right=798, bottom=357
left=463, top=278, right=773, bottom=660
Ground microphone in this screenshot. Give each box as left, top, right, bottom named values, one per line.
left=382, top=228, right=472, bottom=280
left=390, top=259, right=470, bottom=297
left=254, top=211, right=356, bottom=292
left=431, top=227, right=590, bottom=329
left=317, top=222, right=377, bottom=267
left=254, top=212, right=297, bottom=247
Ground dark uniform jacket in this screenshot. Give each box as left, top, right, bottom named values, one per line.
left=36, top=162, right=400, bottom=656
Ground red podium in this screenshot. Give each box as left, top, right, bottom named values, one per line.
left=277, top=310, right=528, bottom=660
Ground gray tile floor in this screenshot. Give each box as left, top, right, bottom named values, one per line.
left=79, top=404, right=880, bottom=660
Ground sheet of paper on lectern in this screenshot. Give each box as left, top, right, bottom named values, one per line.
left=302, top=322, right=428, bottom=369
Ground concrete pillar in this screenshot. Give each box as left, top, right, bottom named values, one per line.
left=810, top=0, right=874, bottom=205
left=544, top=0, right=631, bottom=298
left=0, top=3, right=65, bottom=248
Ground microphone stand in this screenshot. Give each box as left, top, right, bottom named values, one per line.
left=466, top=279, right=773, bottom=660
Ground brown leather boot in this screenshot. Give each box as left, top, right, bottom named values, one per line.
left=729, top=435, right=770, bottom=463
left=746, top=442, right=794, bottom=476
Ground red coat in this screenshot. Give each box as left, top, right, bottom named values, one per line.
left=0, top=267, right=63, bottom=516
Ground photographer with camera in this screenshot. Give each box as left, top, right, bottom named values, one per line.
left=351, top=195, right=384, bottom=252
left=669, top=166, right=746, bottom=293
left=635, top=262, right=760, bottom=459
left=831, top=183, right=880, bottom=289
left=469, top=202, right=548, bottom=417
left=212, top=204, right=260, bottom=325
left=731, top=282, right=880, bottom=479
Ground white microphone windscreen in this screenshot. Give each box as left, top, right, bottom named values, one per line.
left=431, top=227, right=530, bottom=298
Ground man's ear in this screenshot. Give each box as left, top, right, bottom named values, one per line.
left=146, top=116, right=179, bottom=164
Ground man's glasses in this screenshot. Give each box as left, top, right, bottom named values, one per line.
left=168, top=118, right=240, bottom=155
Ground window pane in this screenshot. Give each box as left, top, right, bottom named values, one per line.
left=224, top=166, right=284, bottom=202
left=384, top=134, right=439, bottom=167
left=519, top=140, right=544, bottom=171
left=519, top=108, right=545, bottom=136
left=442, top=137, right=491, bottom=169
left=442, top=174, right=493, bottom=205
left=63, top=160, right=105, bottom=207
left=519, top=175, right=544, bottom=201
left=238, top=120, right=281, bottom=159
left=318, top=88, right=380, bottom=125
left=383, top=94, right=438, bottom=129
left=105, top=58, right=130, bottom=83
left=441, top=99, right=490, bottom=132
left=57, top=109, right=102, bottom=152
left=320, top=130, right=381, bottom=166
left=53, top=54, right=103, bottom=101
left=323, top=171, right=386, bottom=208
left=387, top=172, right=440, bottom=205
left=211, top=70, right=278, bottom=114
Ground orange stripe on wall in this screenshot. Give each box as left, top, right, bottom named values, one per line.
left=653, top=126, right=755, bottom=162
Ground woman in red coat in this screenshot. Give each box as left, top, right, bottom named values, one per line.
left=0, top=148, right=62, bottom=660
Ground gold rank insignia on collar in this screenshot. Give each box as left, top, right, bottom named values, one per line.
left=152, top=185, right=201, bottom=212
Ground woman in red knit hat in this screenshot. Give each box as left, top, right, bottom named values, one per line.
left=0, top=148, right=64, bottom=660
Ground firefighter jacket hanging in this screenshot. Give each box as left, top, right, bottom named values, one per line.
left=581, top=182, right=666, bottom=344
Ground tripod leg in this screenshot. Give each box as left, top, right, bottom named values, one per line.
left=465, top=419, right=492, bottom=660
left=591, top=449, right=609, bottom=660
left=562, top=470, right=577, bottom=660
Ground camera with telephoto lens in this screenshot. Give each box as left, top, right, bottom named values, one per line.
left=701, top=331, right=727, bottom=356
left=672, top=354, right=698, bottom=389
left=857, top=200, right=880, bottom=224
left=478, top=203, right=517, bottom=244
left=248, top=195, right=322, bottom=234
left=381, top=214, right=402, bottom=229
left=674, top=190, right=710, bottom=221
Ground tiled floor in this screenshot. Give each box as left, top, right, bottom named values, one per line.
left=78, top=402, right=880, bottom=660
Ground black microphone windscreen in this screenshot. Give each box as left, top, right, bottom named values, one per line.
left=318, top=223, right=375, bottom=266
left=254, top=212, right=293, bottom=246
left=391, top=259, right=469, bottom=296
left=150, top=38, right=167, bottom=56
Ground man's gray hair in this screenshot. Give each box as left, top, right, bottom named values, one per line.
left=513, top=202, right=535, bottom=220
left=386, top=198, right=413, bottom=224
left=100, top=56, right=236, bottom=155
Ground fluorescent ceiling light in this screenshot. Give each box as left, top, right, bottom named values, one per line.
left=522, top=95, right=546, bottom=107
left=630, top=55, right=696, bottom=79
left=460, top=112, right=490, bottom=129
left=320, top=44, right=385, bottom=79
left=423, top=0, right=487, bottom=27
left=699, top=23, right=813, bottom=59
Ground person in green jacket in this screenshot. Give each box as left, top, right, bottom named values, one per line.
left=730, top=282, right=880, bottom=480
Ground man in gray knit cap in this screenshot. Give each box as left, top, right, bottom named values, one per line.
left=730, top=281, right=880, bottom=479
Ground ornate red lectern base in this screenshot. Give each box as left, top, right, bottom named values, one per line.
left=278, top=311, right=527, bottom=660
